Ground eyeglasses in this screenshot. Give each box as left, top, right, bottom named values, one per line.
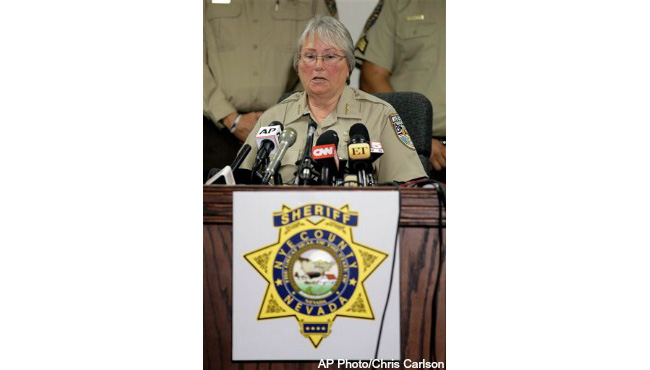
left=299, top=53, right=346, bottom=66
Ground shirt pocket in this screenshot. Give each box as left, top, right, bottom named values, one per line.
left=271, top=0, right=313, bottom=20
left=270, top=0, right=314, bottom=51
left=205, top=2, right=242, bottom=51
left=396, top=21, right=438, bottom=70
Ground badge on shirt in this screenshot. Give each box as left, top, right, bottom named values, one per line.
left=389, top=113, right=416, bottom=150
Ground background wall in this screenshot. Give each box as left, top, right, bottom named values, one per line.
left=336, top=0, right=379, bottom=89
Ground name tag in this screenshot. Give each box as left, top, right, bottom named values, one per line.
left=406, top=14, right=425, bottom=21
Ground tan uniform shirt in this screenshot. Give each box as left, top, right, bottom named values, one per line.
left=240, top=86, right=427, bottom=184
left=203, top=0, right=336, bottom=124
left=354, top=0, right=446, bottom=136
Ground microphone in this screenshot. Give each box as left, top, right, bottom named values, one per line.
left=204, top=143, right=254, bottom=185
left=262, top=128, right=297, bottom=185
left=334, top=158, right=348, bottom=186
left=231, top=144, right=252, bottom=171
left=343, top=173, right=359, bottom=187
left=252, top=122, right=283, bottom=174
left=370, top=141, right=384, bottom=160
left=366, top=141, right=384, bottom=186
left=347, top=123, right=372, bottom=187
left=205, top=166, right=236, bottom=185
left=294, top=119, right=318, bottom=185
left=312, top=130, right=340, bottom=185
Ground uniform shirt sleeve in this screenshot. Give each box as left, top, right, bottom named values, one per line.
left=375, top=105, right=427, bottom=183
left=354, top=0, right=396, bottom=72
left=203, top=15, right=236, bottom=124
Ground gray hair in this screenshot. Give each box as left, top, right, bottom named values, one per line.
left=293, top=15, right=355, bottom=75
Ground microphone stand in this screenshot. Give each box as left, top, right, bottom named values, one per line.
left=357, top=168, right=367, bottom=187
left=295, top=118, right=317, bottom=185
left=320, top=167, right=330, bottom=186
left=366, top=164, right=375, bottom=186
left=274, top=172, right=283, bottom=186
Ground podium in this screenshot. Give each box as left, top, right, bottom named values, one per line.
left=204, top=186, right=445, bottom=369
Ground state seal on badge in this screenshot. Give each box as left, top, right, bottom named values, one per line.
left=244, top=204, right=387, bottom=348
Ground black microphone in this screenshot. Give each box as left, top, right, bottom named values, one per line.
left=366, top=141, right=384, bottom=186
left=206, top=167, right=220, bottom=181
left=252, top=122, right=283, bottom=174
left=335, top=158, right=348, bottom=186
left=231, top=144, right=252, bottom=171
left=312, top=130, right=339, bottom=185
left=203, top=144, right=254, bottom=185
left=262, top=128, right=297, bottom=184
left=294, top=119, right=317, bottom=185
left=347, top=123, right=373, bottom=187
left=205, top=166, right=235, bottom=185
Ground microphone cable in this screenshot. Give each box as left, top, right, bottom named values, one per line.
left=374, top=186, right=402, bottom=359
left=370, top=180, right=446, bottom=362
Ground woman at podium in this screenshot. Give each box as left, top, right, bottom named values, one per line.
left=238, top=15, right=427, bottom=185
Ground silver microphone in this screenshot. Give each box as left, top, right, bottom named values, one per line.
left=261, top=128, right=297, bottom=184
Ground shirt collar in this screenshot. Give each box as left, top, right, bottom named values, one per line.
left=284, top=85, right=363, bottom=127
left=284, top=92, right=311, bottom=125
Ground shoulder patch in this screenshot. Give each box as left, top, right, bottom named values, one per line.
left=388, top=113, right=416, bottom=150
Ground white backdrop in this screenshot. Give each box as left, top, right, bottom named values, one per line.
left=337, top=0, right=380, bottom=89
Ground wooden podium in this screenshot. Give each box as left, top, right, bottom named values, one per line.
left=204, top=186, right=445, bottom=369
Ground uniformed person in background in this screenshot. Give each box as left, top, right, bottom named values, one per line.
left=240, top=15, right=426, bottom=184
left=203, top=0, right=337, bottom=171
left=354, top=0, right=446, bottom=182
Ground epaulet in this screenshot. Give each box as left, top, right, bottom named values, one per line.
left=263, top=92, right=300, bottom=113
left=323, top=0, right=338, bottom=18
left=278, top=92, right=301, bottom=104
left=355, top=89, right=392, bottom=108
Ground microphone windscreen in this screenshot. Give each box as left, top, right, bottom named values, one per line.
left=316, top=130, right=339, bottom=147
left=279, top=128, right=297, bottom=146
left=349, top=123, right=370, bottom=143
left=207, top=167, right=220, bottom=180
